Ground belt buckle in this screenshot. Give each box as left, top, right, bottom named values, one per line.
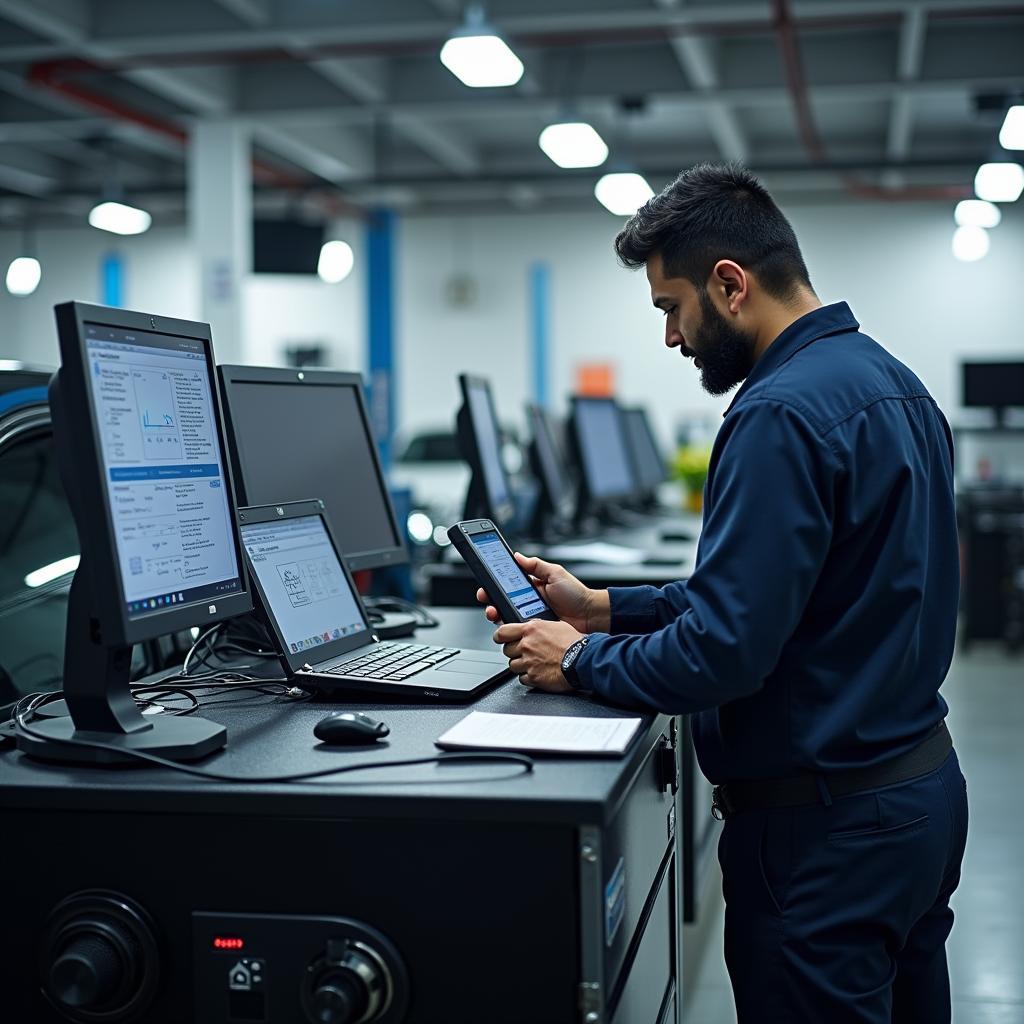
left=711, top=784, right=733, bottom=821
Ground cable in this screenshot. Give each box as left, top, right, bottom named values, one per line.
left=12, top=691, right=535, bottom=784
left=363, top=595, right=440, bottom=629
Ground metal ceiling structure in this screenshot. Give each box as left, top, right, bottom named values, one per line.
left=0, top=0, right=1021, bottom=222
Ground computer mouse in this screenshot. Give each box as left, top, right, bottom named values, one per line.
left=314, top=711, right=390, bottom=745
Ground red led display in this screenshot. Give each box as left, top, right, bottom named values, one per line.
left=213, top=937, right=245, bottom=950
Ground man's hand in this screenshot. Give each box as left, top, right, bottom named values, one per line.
left=492, top=619, right=586, bottom=693
left=476, top=552, right=610, bottom=634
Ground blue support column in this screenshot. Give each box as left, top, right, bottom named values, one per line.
left=101, top=251, right=124, bottom=307
left=529, top=261, right=551, bottom=406
left=366, top=209, right=396, bottom=467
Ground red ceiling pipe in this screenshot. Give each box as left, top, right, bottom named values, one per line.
left=770, top=0, right=971, bottom=201
left=27, top=58, right=333, bottom=195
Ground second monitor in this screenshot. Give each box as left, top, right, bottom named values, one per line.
left=218, top=365, right=406, bottom=572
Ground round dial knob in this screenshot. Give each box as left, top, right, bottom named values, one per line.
left=303, top=941, right=392, bottom=1024
left=50, top=932, right=125, bottom=1010
left=309, top=971, right=367, bottom=1024
left=39, top=891, right=160, bottom=1023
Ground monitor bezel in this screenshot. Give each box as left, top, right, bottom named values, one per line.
left=569, top=395, right=638, bottom=502
left=457, top=373, right=516, bottom=528
left=54, top=301, right=252, bottom=648
left=526, top=402, right=573, bottom=521
left=622, top=405, right=668, bottom=492
left=237, top=499, right=374, bottom=674
left=217, top=364, right=408, bottom=572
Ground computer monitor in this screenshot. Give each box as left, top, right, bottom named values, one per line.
left=218, top=366, right=407, bottom=572
left=570, top=396, right=637, bottom=518
left=526, top=403, right=573, bottom=533
left=622, top=406, right=668, bottom=498
left=456, top=374, right=515, bottom=528
left=962, top=361, right=1024, bottom=421
left=18, top=302, right=252, bottom=764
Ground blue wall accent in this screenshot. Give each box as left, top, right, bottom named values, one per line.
left=101, top=251, right=124, bottom=307
left=529, top=261, right=551, bottom=407
left=366, top=209, right=396, bottom=467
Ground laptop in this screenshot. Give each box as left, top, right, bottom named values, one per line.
left=238, top=500, right=510, bottom=701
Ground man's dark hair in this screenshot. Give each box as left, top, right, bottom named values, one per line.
left=614, top=163, right=812, bottom=301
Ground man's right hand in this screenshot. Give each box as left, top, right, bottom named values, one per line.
left=475, top=552, right=611, bottom=634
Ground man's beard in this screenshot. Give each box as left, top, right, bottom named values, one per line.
left=688, top=288, right=757, bottom=396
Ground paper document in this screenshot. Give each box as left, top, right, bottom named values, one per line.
left=545, top=542, right=646, bottom=565
left=436, top=711, right=642, bottom=756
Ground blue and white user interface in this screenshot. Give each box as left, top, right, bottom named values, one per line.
left=241, top=515, right=366, bottom=657
left=85, top=324, right=243, bottom=616
left=470, top=531, right=548, bottom=619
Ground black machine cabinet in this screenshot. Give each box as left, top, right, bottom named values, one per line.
left=2, top=615, right=682, bottom=1024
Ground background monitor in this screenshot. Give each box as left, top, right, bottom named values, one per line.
left=962, top=361, right=1024, bottom=410
left=526, top=403, right=572, bottom=522
left=622, top=406, right=668, bottom=494
left=218, top=366, right=407, bottom=572
left=253, top=219, right=326, bottom=275
left=456, top=374, right=515, bottom=527
left=571, top=396, right=637, bottom=502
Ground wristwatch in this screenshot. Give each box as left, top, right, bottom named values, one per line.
left=560, top=636, right=591, bottom=690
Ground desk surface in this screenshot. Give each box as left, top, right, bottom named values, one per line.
left=1, top=609, right=667, bottom=827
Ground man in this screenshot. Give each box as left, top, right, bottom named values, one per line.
left=480, top=164, right=968, bottom=1023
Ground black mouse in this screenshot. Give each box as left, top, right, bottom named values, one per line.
left=314, top=711, right=390, bottom=745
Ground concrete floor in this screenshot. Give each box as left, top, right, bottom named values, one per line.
left=681, top=644, right=1024, bottom=1023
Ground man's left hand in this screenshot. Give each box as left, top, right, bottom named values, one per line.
left=492, top=619, right=586, bottom=693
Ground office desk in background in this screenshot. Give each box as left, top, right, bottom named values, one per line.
left=3, top=610, right=687, bottom=1024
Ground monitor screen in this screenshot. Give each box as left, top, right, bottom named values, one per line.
left=463, top=376, right=512, bottom=512
left=962, top=362, right=1024, bottom=409
left=573, top=397, right=636, bottom=501
left=84, top=322, right=245, bottom=617
left=622, top=407, right=667, bottom=492
left=241, top=513, right=367, bottom=657
left=469, top=530, right=549, bottom=620
left=220, top=370, right=406, bottom=571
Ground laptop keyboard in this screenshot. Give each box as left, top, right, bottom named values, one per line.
left=321, top=642, right=461, bottom=682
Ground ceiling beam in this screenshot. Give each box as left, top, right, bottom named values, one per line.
left=655, top=0, right=749, bottom=164
left=210, top=0, right=272, bottom=27
left=301, top=52, right=481, bottom=176
left=0, top=0, right=89, bottom=45
left=886, top=5, right=928, bottom=161
left=57, top=1, right=1024, bottom=58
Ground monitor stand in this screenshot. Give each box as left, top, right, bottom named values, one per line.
left=16, top=565, right=227, bottom=766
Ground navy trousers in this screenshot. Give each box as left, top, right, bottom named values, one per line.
left=718, top=751, right=968, bottom=1023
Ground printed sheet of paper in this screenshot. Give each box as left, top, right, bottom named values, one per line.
left=436, top=711, right=642, bottom=756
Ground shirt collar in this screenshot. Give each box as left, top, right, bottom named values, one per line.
left=723, top=301, right=860, bottom=416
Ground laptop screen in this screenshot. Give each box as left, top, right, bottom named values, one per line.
left=240, top=513, right=367, bottom=657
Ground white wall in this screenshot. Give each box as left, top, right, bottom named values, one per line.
left=2, top=201, right=1021, bottom=460
left=396, top=201, right=1024, bottom=454
left=0, top=220, right=363, bottom=374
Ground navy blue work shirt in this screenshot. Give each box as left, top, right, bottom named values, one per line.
left=576, top=302, right=959, bottom=782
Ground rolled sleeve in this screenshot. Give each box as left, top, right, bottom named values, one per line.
left=576, top=400, right=839, bottom=714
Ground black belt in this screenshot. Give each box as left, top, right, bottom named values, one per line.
left=711, top=721, right=953, bottom=821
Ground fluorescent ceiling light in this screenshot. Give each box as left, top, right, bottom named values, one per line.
left=317, top=240, right=355, bottom=283
left=999, top=105, right=1024, bottom=150
left=951, top=225, right=990, bottom=262
left=595, top=172, right=655, bottom=216
left=954, top=199, right=1001, bottom=228
left=88, top=200, right=152, bottom=235
left=538, top=122, right=608, bottom=169
left=25, top=553, right=80, bottom=588
left=440, top=34, right=523, bottom=88
left=5, top=256, right=41, bottom=296
left=974, top=162, right=1024, bottom=203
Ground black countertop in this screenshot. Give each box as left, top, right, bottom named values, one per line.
left=1, top=609, right=667, bottom=827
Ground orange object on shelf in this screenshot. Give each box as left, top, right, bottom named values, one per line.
left=575, top=363, right=615, bottom=397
